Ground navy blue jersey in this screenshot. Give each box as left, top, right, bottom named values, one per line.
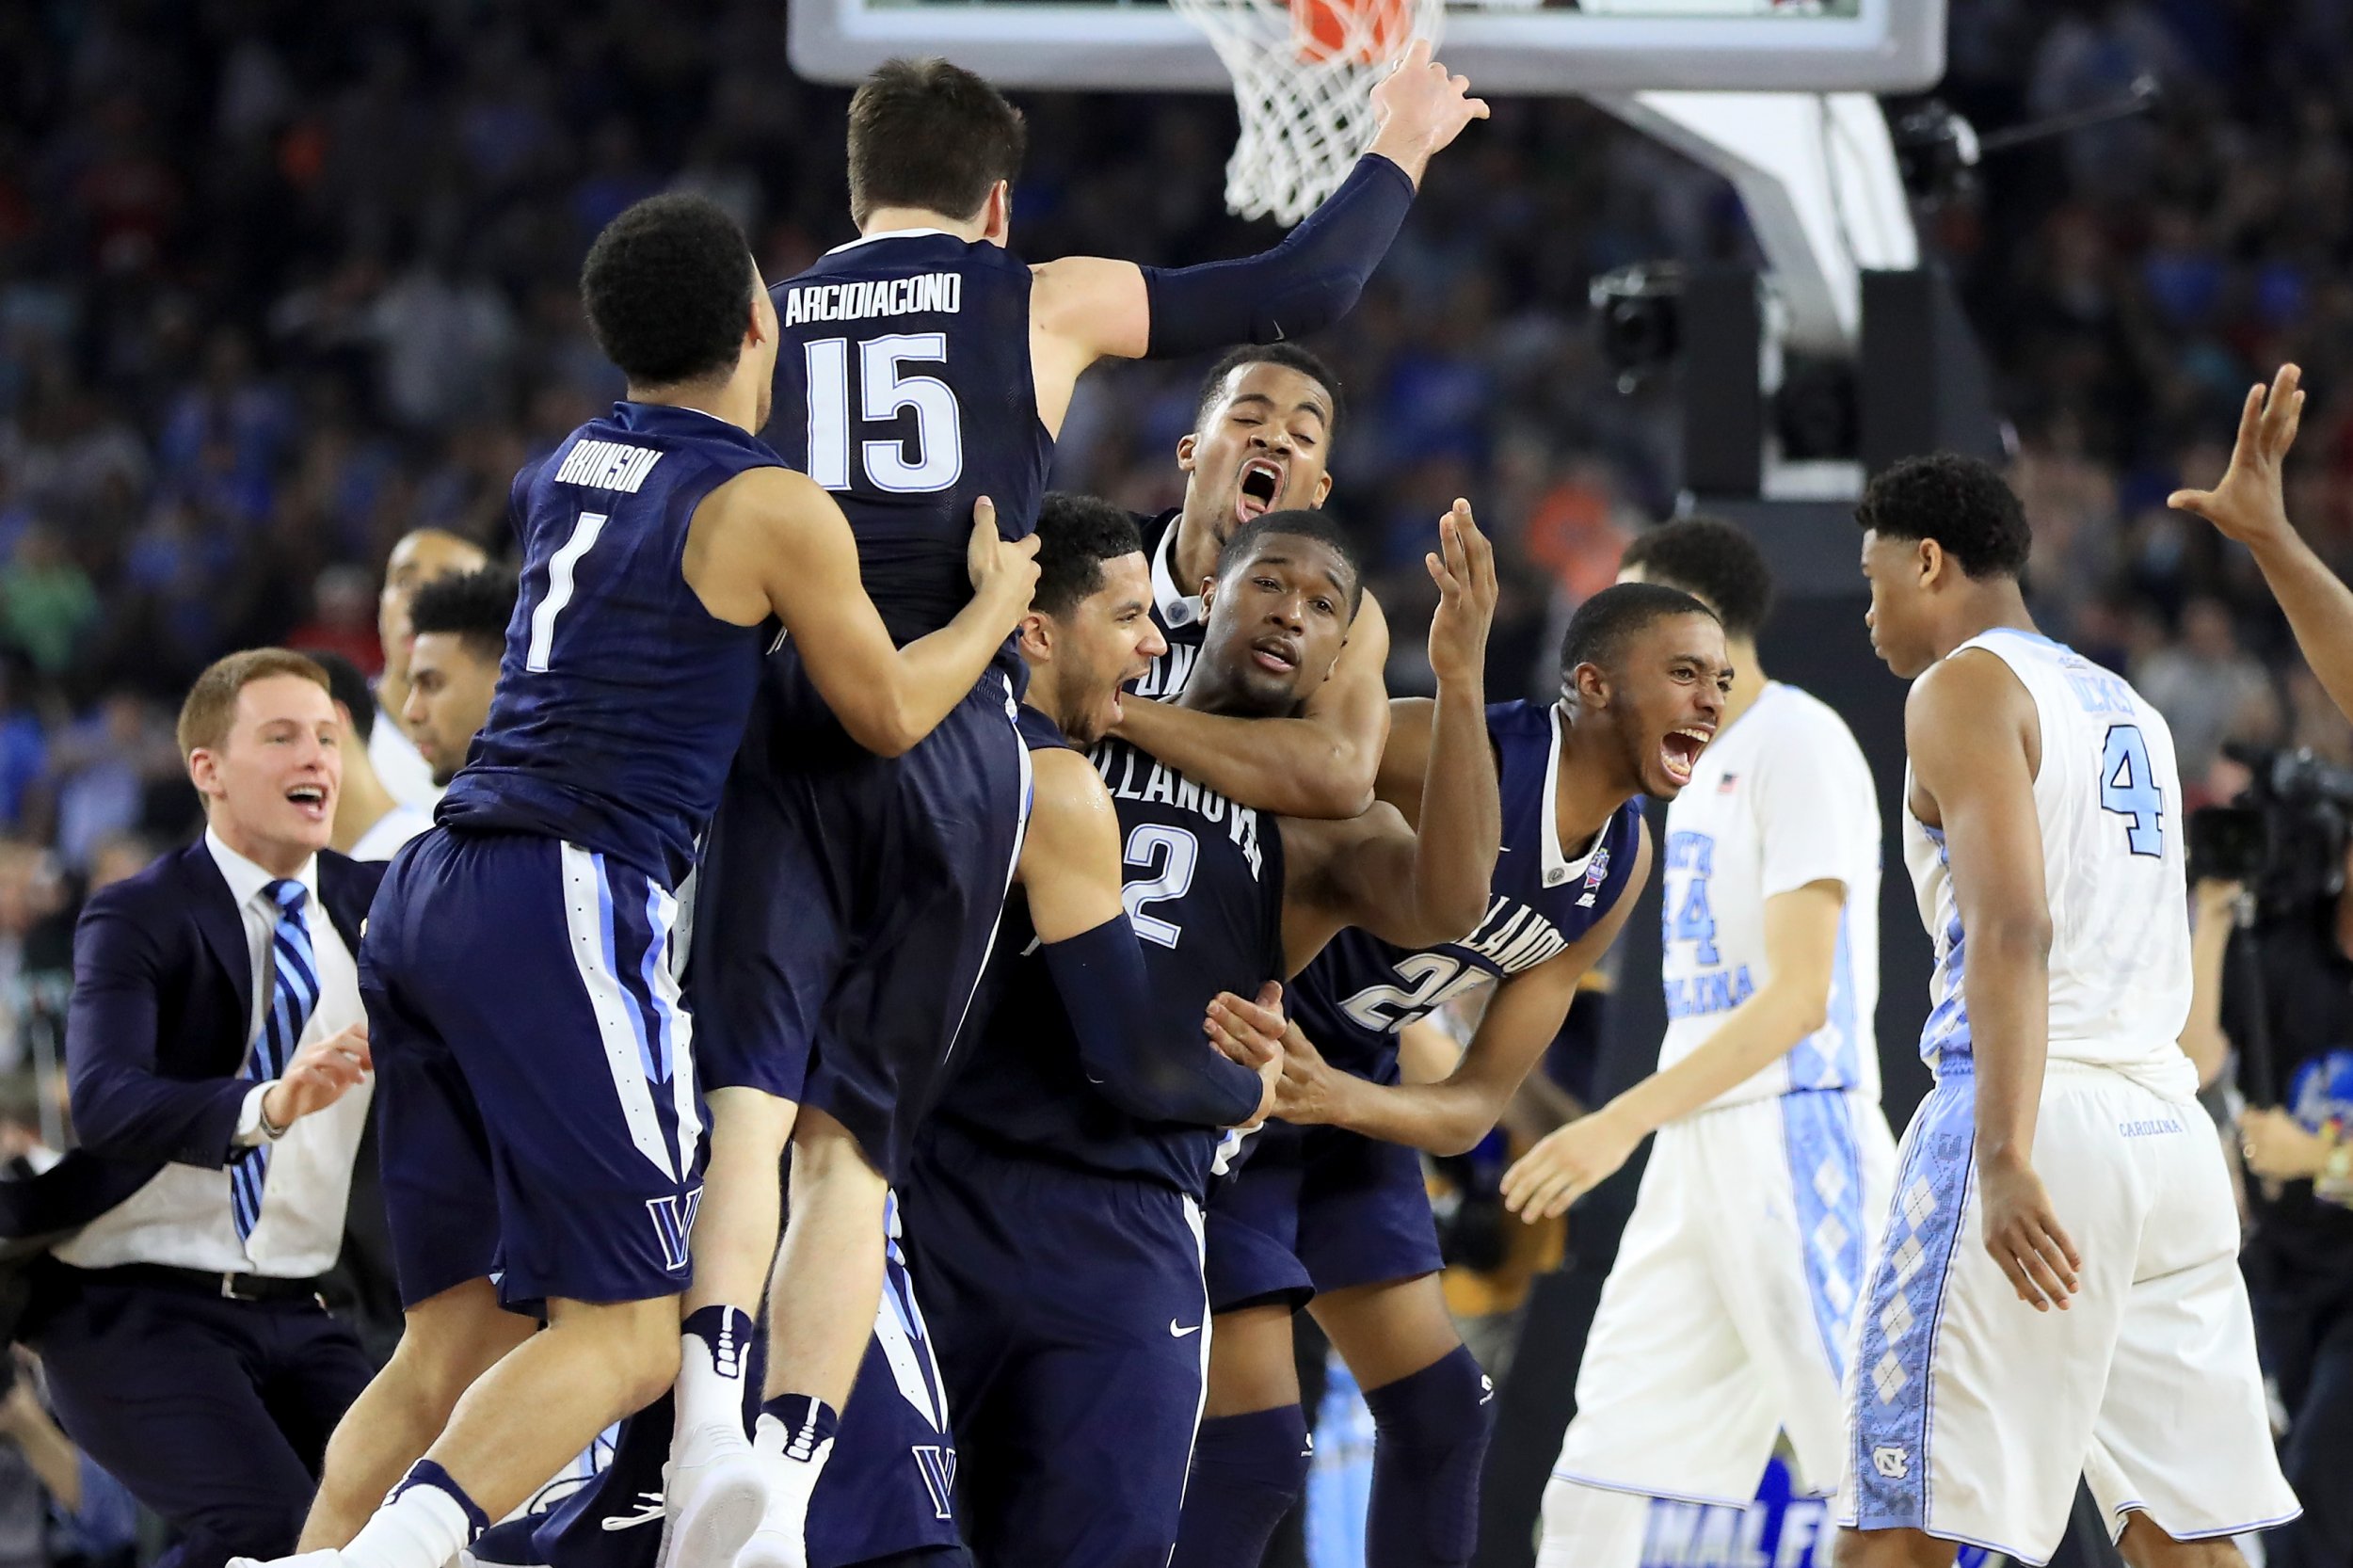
left=1289, top=700, right=1645, bottom=1080
left=1133, top=507, right=1205, bottom=700
left=934, top=714, right=1286, bottom=1197
left=437, top=402, right=780, bottom=886
left=767, top=232, right=1052, bottom=646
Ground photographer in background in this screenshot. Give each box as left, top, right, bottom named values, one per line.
left=2184, top=753, right=2353, bottom=1568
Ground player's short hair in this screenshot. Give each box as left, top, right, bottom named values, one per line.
left=1215, top=509, right=1364, bottom=617
left=1559, top=582, right=1718, bottom=680
left=581, top=193, right=756, bottom=388
left=177, top=648, right=330, bottom=759
left=1033, top=492, right=1145, bottom=618
left=408, top=569, right=518, bottom=666
left=1855, top=453, right=2031, bottom=581
left=1193, top=344, right=1345, bottom=436
left=308, top=651, right=376, bottom=744
left=847, top=58, right=1028, bottom=229
left=1619, top=517, right=1774, bottom=640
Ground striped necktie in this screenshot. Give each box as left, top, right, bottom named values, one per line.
left=232, top=879, right=319, bottom=1243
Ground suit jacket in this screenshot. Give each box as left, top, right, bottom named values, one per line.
left=3, top=841, right=385, bottom=1241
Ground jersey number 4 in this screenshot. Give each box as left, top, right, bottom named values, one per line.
left=805, top=334, right=965, bottom=493
left=2099, top=723, right=2165, bottom=857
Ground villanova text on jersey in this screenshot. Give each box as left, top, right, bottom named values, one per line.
left=1095, top=743, right=1267, bottom=884
left=767, top=232, right=1051, bottom=647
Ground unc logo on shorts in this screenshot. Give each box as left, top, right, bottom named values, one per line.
left=912, top=1444, right=958, bottom=1520
left=645, top=1190, right=703, bottom=1272
left=1872, top=1446, right=1910, bottom=1480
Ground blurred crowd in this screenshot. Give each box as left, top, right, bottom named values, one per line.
left=0, top=0, right=2350, bottom=1037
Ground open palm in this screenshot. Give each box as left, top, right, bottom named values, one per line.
left=2169, top=363, right=2305, bottom=547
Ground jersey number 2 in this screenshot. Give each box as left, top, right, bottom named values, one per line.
left=805, top=334, right=964, bottom=493
left=1123, top=824, right=1199, bottom=949
left=2099, top=724, right=2165, bottom=857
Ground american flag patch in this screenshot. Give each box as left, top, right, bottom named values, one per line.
left=1717, top=773, right=1739, bottom=794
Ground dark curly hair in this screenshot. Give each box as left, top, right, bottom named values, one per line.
left=1215, top=509, right=1363, bottom=617
left=1619, top=517, right=1774, bottom=640
left=1033, top=492, right=1145, bottom=617
left=409, top=568, right=519, bottom=665
left=848, top=58, right=1027, bottom=228
left=1193, top=344, right=1344, bottom=437
left=1855, top=454, right=2031, bottom=581
left=1559, top=582, right=1718, bottom=680
left=580, top=193, right=756, bottom=388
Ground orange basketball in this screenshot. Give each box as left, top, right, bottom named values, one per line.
left=1289, top=0, right=1412, bottom=66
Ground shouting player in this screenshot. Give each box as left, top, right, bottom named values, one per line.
left=1837, top=456, right=2297, bottom=1568
left=907, top=496, right=1500, bottom=1568
left=1509, top=518, right=1897, bottom=1565
left=1114, top=344, right=1390, bottom=819
left=1174, top=581, right=1731, bottom=1568
left=670, top=50, right=1490, bottom=1568
left=250, top=193, right=1037, bottom=1568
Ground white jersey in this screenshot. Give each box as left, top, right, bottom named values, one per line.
left=369, top=699, right=443, bottom=812
left=1902, top=629, right=2194, bottom=1094
left=350, top=802, right=433, bottom=862
left=1657, top=681, right=1881, bottom=1110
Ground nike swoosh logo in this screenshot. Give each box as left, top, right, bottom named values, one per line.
left=1170, top=1320, right=1202, bottom=1337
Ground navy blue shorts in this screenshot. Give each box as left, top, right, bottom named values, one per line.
left=362, top=829, right=704, bottom=1314
left=518, top=1198, right=961, bottom=1568
left=902, top=1124, right=1209, bottom=1568
left=1203, top=1120, right=1443, bottom=1315
left=691, top=649, right=1029, bottom=1185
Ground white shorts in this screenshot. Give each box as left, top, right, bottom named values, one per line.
left=1836, top=1061, right=2299, bottom=1564
left=1551, top=1088, right=1899, bottom=1504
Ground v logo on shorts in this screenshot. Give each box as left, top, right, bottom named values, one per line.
left=646, top=1189, right=703, bottom=1272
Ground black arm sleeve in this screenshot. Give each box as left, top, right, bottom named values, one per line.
left=1044, top=915, right=1266, bottom=1127
left=1139, top=154, right=1415, bottom=358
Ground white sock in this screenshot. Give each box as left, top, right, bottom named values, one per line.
left=672, top=1306, right=755, bottom=1464
left=342, top=1481, right=475, bottom=1568
left=749, top=1410, right=835, bottom=1543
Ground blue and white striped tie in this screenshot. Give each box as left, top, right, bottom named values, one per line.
left=232, top=879, right=319, bottom=1243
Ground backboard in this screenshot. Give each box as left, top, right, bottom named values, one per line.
left=787, top=0, right=1945, bottom=97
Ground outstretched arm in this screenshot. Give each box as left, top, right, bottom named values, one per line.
left=1112, top=590, right=1391, bottom=819
left=1500, top=880, right=1843, bottom=1220
left=1028, top=40, right=1489, bottom=376
left=688, top=472, right=1039, bottom=758
left=1910, top=651, right=2080, bottom=1314
left=2170, top=364, right=2353, bottom=724
left=1227, top=833, right=1647, bottom=1157
left=1021, top=748, right=1274, bottom=1127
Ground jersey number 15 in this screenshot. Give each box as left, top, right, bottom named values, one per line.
left=804, top=334, right=965, bottom=493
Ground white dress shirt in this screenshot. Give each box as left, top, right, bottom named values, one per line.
left=56, top=831, right=373, bottom=1278
left=351, top=803, right=433, bottom=862
left=370, top=700, right=443, bottom=812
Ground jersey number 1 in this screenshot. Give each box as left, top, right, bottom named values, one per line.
left=2099, top=723, right=2165, bottom=857
left=805, top=334, right=965, bottom=493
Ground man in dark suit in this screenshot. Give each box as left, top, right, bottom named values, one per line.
left=27, top=648, right=386, bottom=1568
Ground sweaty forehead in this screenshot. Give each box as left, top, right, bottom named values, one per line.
left=1227, top=537, right=1353, bottom=598
left=1218, top=365, right=1333, bottom=424
left=1633, top=612, right=1726, bottom=665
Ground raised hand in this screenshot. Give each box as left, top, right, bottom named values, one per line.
left=1366, top=40, right=1490, bottom=184
left=2169, top=363, right=2305, bottom=550
left=966, top=495, right=1044, bottom=625
left=1426, top=498, right=1498, bottom=687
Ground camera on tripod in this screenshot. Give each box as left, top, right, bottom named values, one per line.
left=2188, top=744, right=2353, bottom=918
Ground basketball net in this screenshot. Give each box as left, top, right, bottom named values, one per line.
left=1169, top=0, right=1446, bottom=225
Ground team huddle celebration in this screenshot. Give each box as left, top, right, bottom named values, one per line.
left=11, top=8, right=2353, bottom=1568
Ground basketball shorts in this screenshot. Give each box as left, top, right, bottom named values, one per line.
left=902, top=1122, right=1210, bottom=1568
left=362, top=829, right=703, bottom=1313
left=1836, top=1060, right=2300, bottom=1564
left=515, top=1195, right=961, bottom=1568
left=1203, top=1119, right=1444, bottom=1315
left=1550, top=1088, right=1897, bottom=1509
left=690, top=648, right=1030, bottom=1184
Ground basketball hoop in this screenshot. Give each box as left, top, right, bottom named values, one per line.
left=1169, top=0, right=1446, bottom=224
